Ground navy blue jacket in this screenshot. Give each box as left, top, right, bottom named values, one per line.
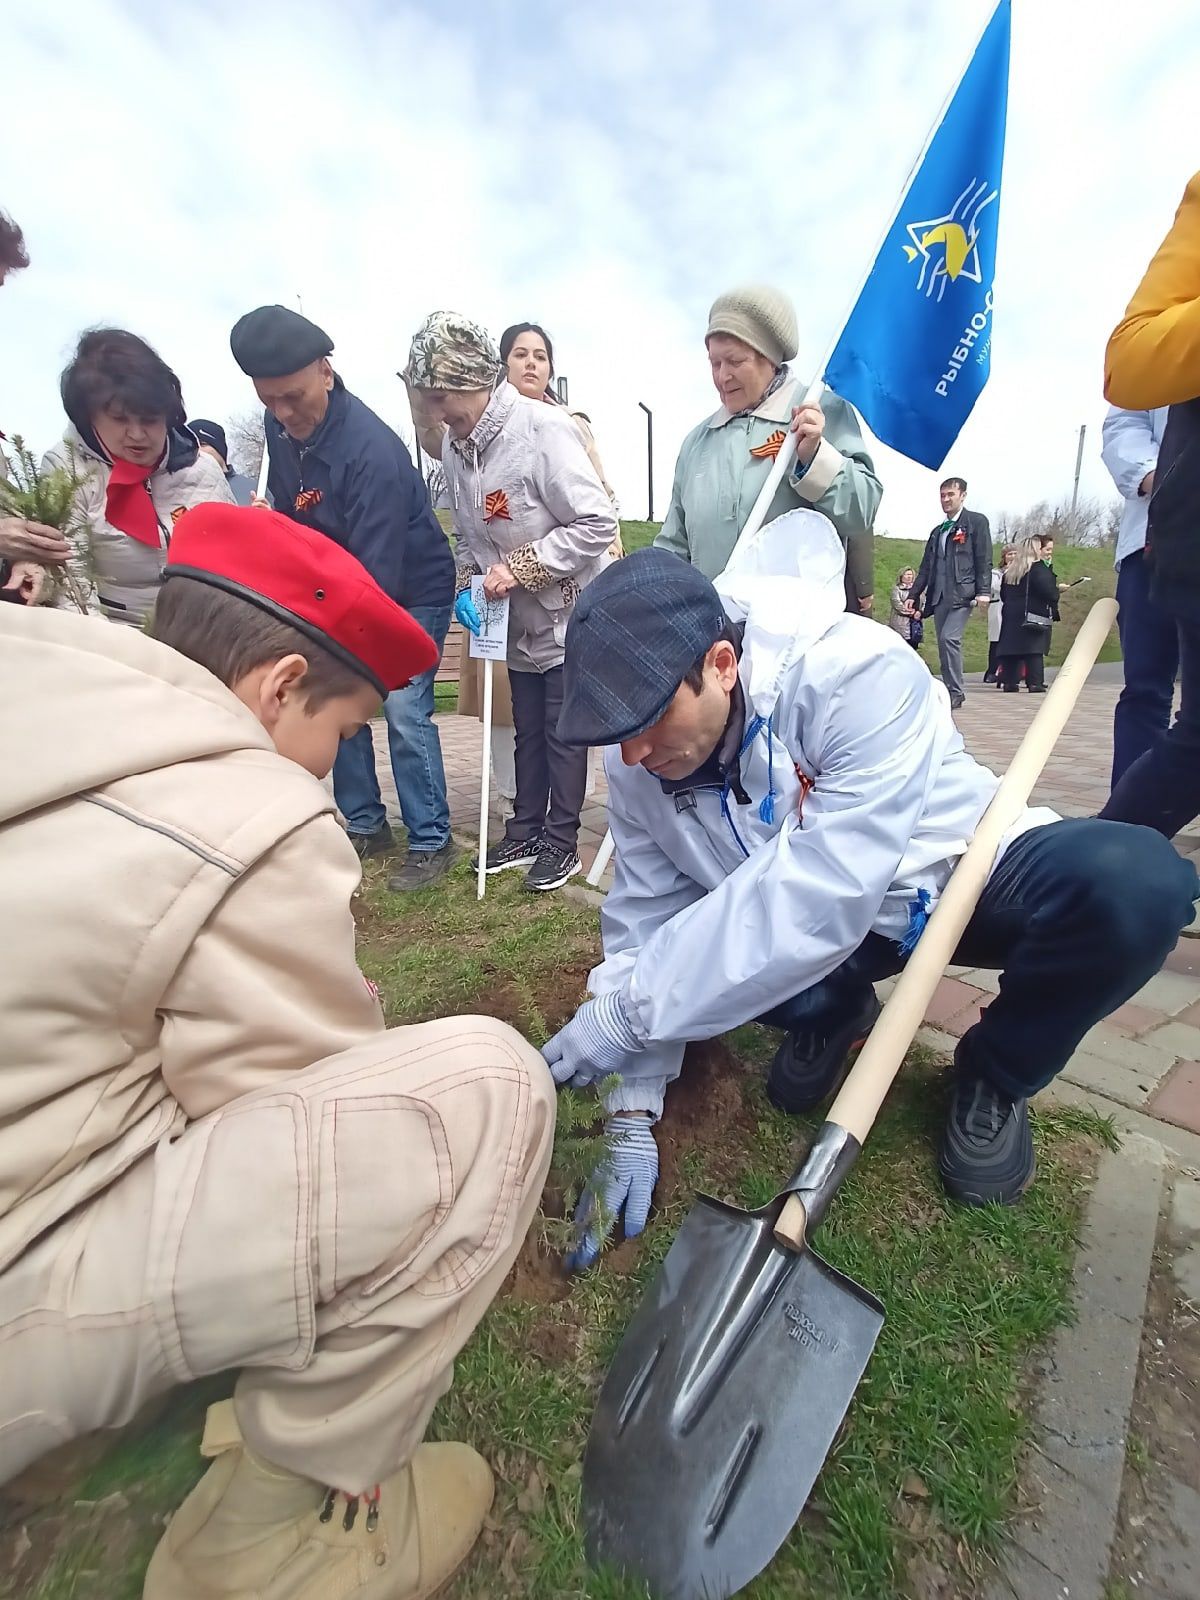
left=264, top=377, right=453, bottom=611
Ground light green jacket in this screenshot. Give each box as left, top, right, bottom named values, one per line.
left=654, top=375, right=881, bottom=598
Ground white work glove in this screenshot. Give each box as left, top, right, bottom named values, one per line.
left=542, top=991, right=644, bottom=1089
left=567, top=1114, right=660, bottom=1271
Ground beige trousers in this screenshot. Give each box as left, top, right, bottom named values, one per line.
left=0, top=1017, right=554, bottom=1493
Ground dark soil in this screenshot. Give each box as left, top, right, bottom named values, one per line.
left=654, top=1037, right=759, bottom=1201
left=508, top=1222, right=572, bottom=1306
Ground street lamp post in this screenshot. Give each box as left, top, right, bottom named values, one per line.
left=638, top=401, right=654, bottom=521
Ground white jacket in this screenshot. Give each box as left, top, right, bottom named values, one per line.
left=43, top=425, right=233, bottom=625
left=591, top=511, right=1057, bottom=1115
left=442, top=382, right=616, bottom=672
left=1100, top=404, right=1169, bottom=567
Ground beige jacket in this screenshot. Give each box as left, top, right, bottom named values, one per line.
left=43, top=425, right=233, bottom=626
left=0, top=606, right=382, bottom=1273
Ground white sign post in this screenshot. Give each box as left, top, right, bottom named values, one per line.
left=468, top=579, right=510, bottom=900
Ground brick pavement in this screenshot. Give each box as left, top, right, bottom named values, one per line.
left=371, top=673, right=1200, bottom=1136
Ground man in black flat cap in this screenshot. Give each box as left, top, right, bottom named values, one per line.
left=231, top=304, right=457, bottom=890
left=540, top=516, right=1197, bottom=1268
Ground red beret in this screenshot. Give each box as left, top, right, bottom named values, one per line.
left=165, top=503, right=438, bottom=696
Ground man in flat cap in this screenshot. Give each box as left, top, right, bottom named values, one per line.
left=0, top=505, right=553, bottom=1598
left=231, top=304, right=457, bottom=890
left=541, top=513, right=1196, bottom=1267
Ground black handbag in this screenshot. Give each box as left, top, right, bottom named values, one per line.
left=1023, top=572, right=1053, bottom=629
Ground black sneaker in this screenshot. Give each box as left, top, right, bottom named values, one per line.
left=388, top=840, right=459, bottom=893
left=766, top=988, right=882, bottom=1114
left=938, top=1061, right=1034, bottom=1206
left=348, top=823, right=394, bottom=860
left=525, top=841, right=581, bottom=892
left=472, top=834, right=542, bottom=874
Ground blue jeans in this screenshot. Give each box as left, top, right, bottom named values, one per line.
left=761, top=819, right=1197, bottom=1100
left=1112, top=551, right=1179, bottom=787
left=332, top=603, right=451, bottom=852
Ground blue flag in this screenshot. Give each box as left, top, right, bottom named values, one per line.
left=825, top=0, right=1011, bottom=471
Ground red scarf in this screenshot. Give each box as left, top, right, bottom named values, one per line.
left=105, top=457, right=160, bottom=547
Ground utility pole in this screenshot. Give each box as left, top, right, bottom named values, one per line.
left=638, top=401, right=654, bottom=521
left=1070, top=422, right=1086, bottom=526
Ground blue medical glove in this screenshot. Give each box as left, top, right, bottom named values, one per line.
left=567, top=1115, right=659, bottom=1271
left=542, top=991, right=643, bottom=1089
left=454, top=589, right=482, bottom=635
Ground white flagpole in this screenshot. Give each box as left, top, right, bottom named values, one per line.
left=587, top=3, right=1000, bottom=887
left=255, top=444, right=270, bottom=502
left=476, top=656, right=494, bottom=900
left=586, top=824, right=615, bottom=887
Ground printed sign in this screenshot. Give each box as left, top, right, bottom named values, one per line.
left=467, top=578, right=510, bottom=662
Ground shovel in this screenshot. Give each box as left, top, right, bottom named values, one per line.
left=582, top=599, right=1118, bottom=1600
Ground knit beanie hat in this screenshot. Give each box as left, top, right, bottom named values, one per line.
left=706, top=285, right=798, bottom=368
left=402, top=311, right=502, bottom=391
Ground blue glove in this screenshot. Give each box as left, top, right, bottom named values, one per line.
left=567, top=1115, right=659, bottom=1271
left=542, top=991, right=643, bottom=1089
left=454, top=589, right=482, bottom=635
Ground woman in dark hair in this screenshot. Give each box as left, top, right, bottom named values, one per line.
left=498, top=322, right=620, bottom=520
left=411, top=322, right=622, bottom=811
left=41, top=328, right=232, bottom=624
left=0, top=209, right=30, bottom=286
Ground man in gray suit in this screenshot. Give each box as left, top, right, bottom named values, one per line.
left=909, top=476, right=992, bottom=709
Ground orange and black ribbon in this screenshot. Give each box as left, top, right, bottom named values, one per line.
left=749, top=429, right=787, bottom=461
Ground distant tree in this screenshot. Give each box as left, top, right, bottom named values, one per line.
left=995, top=496, right=1117, bottom=548
left=225, top=409, right=266, bottom=480
left=1101, top=498, right=1122, bottom=548
left=424, top=461, right=449, bottom=510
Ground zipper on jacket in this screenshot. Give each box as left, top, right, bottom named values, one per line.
left=677, top=781, right=751, bottom=862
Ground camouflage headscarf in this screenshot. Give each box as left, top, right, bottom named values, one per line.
left=402, top=310, right=502, bottom=391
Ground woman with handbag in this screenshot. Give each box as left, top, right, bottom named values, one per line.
left=403, top=311, right=617, bottom=892
left=996, top=535, right=1059, bottom=693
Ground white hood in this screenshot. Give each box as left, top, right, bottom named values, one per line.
left=714, top=509, right=848, bottom=719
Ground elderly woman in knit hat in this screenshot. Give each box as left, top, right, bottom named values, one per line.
left=403, top=311, right=618, bottom=892
left=655, top=284, right=882, bottom=612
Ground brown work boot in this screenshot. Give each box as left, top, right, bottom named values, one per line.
left=144, top=1400, right=494, bottom=1599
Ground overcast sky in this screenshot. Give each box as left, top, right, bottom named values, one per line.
left=2, top=0, right=1196, bottom=542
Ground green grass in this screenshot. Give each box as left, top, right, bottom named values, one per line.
left=6, top=863, right=1112, bottom=1599
left=618, top=520, right=1120, bottom=677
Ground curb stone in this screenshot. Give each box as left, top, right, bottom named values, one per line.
left=984, top=1137, right=1165, bottom=1600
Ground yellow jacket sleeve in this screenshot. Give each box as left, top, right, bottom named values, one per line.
left=1105, top=172, right=1200, bottom=409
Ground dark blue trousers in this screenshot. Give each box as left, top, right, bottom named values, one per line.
left=1103, top=601, right=1200, bottom=840
left=762, top=819, right=1197, bottom=1101
left=1111, top=551, right=1179, bottom=788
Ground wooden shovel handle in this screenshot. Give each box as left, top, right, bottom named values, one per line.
left=775, top=599, right=1116, bottom=1248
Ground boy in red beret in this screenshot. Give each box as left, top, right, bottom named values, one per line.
left=0, top=505, right=554, bottom=1600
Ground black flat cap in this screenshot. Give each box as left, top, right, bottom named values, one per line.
left=558, top=549, right=730, bottom=747
left=230, top=305, right=334, bottom=379
left=188, top=418, right=227, bottom=459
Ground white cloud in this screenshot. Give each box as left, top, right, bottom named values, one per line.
left=2, top=0, right=1197, bottom=553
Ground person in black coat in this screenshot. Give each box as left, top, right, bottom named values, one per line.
left=908, top=476, right=992, bottom=709
left=231, top=306, right=457, bottom=892
left=996, top=535, right=1060, bottom=692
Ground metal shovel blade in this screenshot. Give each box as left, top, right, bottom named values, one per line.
left=582, top=1191, right=884, bottom=1600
